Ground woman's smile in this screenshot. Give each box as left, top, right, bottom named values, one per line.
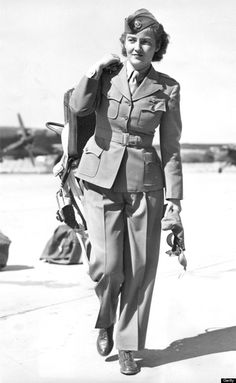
left=125, top=29, right=157, bottom=70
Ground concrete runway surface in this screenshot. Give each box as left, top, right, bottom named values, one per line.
left=0, top=163, right=236, bottom=383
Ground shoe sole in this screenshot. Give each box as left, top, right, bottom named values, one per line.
left=120, top=369, right=140, bottom=375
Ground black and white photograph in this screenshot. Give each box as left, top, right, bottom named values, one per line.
left=0, top=0, right=236, bottom=382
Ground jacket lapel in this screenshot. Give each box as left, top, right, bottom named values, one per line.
left=132, top=66, right=163, bottom=100
left=111, top=63, right=131, bottom=100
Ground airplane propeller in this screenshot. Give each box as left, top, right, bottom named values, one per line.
left=2, top=114, right=35, bottom=165
left=17, top=113, right=25, bottom=130
left=17, top=113, right=35, bottom=165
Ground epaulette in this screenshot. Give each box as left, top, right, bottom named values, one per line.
left=157, top=70, right=179, bottom=85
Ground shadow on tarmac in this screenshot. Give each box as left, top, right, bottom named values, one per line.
left=0, top=265, right=34, bottom=272
left=106, top=326, right=236, bottom=367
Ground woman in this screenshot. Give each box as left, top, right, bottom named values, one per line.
left=69, top=8, right=183, bottom=375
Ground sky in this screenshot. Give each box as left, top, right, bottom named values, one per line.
left=0, top=0, right=235, bottom=143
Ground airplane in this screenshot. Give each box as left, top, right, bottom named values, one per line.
left=1, top=114, right=236, bottom=173
left=209, top=144, right=236, bottom=173
left=180, top=143, right=236, bottom=172
left=0, top=114, right=63, bottom=165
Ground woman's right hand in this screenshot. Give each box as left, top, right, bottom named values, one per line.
left=96, top=53, right=120, bottom=70
left=86, top=54, right=121, bottom=79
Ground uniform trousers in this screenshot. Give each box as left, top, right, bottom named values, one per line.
left=83, top=181, right=164, bottom=350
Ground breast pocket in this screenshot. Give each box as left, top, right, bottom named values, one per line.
left=102, top=89, right=122, bottom=119
left=138, top=99, right=166, bottom=129
left=78, top=138, right=104, bottom=178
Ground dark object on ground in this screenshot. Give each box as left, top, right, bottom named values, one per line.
left=0, top=231, right=11, bottom=269
left=40, top=224, right=89, bottom=265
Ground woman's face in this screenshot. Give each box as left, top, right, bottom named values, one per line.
left=124, top=29, right=157, bottom=70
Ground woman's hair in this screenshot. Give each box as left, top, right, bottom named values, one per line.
left=119, top=24, right=169, bottom=62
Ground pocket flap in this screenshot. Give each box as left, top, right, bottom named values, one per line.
left=103, top=88, right=122, bottom=102
left=84, top=138, right=103, bottom=157
left=147, top=99, right=166, bottom=112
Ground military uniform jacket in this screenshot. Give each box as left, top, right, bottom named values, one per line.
left=69, top=62, right=183, bottom=199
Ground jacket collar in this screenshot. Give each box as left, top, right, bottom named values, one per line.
left=111, top=61, right=163, bottom=100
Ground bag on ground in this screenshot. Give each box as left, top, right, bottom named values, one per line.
left=0, top=231, right=11, bottom=269
left=40, top=224, right=89, bottom=265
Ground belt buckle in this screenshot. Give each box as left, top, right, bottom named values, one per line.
left=129, top=135, right=141, bottom=146
left=122, top=133, right=130, bottom=146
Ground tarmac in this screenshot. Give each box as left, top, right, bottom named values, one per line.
left=0, top=162, right=236, bottom=383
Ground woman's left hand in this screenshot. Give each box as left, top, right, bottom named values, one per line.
left=165, top=199, right=182, bottom=215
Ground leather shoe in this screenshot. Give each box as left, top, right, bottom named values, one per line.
left=96, top=324, right=114, bottom=356
left=118, top=350, right=140, bottom=375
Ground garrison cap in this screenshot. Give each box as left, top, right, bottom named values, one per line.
left=124, top=8, right=159, bottom=34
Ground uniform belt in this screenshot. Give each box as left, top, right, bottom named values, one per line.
left=96, top=131, right=153, bottom=147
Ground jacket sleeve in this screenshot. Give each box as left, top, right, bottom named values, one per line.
left=69, top=76, right=101, bottom=116
left=160, top=83, right=183, bottom=200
